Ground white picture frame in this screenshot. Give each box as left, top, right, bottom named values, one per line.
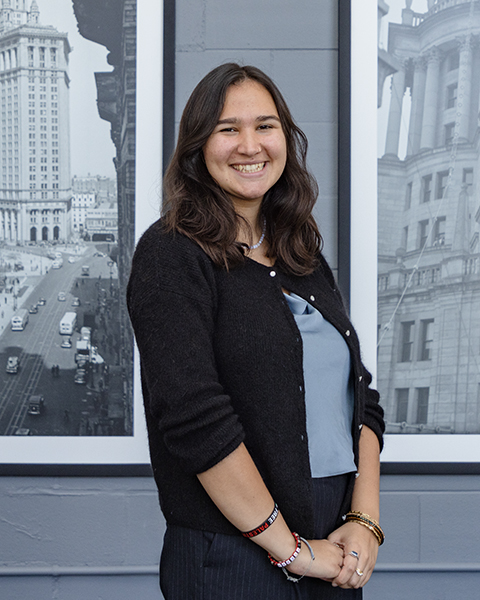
left=0, top=0, right=163, bottom=467
left=351, top=0, right=480, bottom=467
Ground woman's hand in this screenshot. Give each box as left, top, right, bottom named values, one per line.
left=326, top=522, right=379, bottom=588
left=286, top=539, right=344, bottom=581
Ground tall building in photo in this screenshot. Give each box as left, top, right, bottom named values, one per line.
left=378, top=0, right=480, bottom=434
left=73, top=0, right=136, bottom=434
left=0, top=0, right=71, bottom=243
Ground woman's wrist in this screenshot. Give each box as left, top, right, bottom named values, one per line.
left=283, top=540, right=315, bottom=577
left=343, top=511, right=385, bottom=546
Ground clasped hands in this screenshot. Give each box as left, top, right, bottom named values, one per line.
left=286, top=522, right=378, bottom=589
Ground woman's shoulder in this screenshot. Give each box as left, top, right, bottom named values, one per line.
left=129, top=218, right=217, bottom=301
left=133, top=218, right=211, bottom=269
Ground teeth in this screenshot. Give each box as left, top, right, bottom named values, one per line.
left=233, top=163, right=265, bottom=173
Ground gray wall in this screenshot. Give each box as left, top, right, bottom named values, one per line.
left=175, top=0, right=339, bottom=267
left=2, top=0, right=479, bottom=598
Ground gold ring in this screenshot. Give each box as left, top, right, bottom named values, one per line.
left=355, top=568, right=364, bottom=577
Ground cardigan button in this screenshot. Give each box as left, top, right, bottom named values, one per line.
left=359, top=424, right=363, bottom=430
left=345, top=330, right=351, bottom=336
left=300, top=434, right=305, bottom=441
left=269, top=270, right=276, bottom=277
left=309, top=295, right=315, bottom=302
left=299, top=385, right=303, bottom=393
left=355, top=472, right=360, bottom=479
left=359, top=375, right=363, bottom=382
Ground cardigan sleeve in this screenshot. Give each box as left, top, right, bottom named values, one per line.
left=127, top=224, right=245, bottom=474
left=359, top=365, right=385, bottom=451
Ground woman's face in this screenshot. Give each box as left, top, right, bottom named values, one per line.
left=203, top=80, right=287, bottom=210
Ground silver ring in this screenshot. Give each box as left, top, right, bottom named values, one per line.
left=355, top=568, right=364, bottom=577
left=349, top=550, right=359, bottom=559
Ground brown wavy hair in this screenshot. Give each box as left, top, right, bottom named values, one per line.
left=162, top=63, right=322, bottom=275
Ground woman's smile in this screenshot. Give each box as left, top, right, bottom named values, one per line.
left=231, top=162, right=266, bottom=174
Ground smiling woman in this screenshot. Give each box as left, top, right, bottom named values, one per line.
left=127, top=63, right=385, bottom=599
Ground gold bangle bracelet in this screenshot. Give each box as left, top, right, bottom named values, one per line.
left=345, top=516, right=385, bottom=546
left=348, top=519, right=383, bottom=545
left=346, top=511, right=381, bottom=529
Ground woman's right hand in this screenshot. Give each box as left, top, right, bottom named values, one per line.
left=286, top=539, right=344, bottom=581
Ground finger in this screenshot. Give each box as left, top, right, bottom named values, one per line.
left=330, top=556, right=359, bottom=588
left=347, top=564, right=373, bottom=589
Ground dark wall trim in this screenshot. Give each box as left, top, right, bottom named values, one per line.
left=337, top=0, right=351, bottom=309
left=163, top=0, right=176, bottom=175
left=0, top=464, right=153, bottom=477
left=381, top=462, right=480, bottom=475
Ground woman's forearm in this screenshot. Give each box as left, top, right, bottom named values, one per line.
left=350, top=426, right=381, bottom=520
left=197, top=443, right=297, bottom=558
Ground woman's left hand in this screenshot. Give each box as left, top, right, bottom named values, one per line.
left=326, top=521, right=379, bottom=589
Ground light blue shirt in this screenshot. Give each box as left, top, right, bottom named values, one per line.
left=284, top=292, right=356, bottom=477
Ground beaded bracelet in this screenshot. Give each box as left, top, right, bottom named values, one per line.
left=343, top=511, right=385, bottom=546
left=282, top=537, right=315, bottom=583
left=268, top=531, right=301, bottom=568
left=241, top=503, right=279, bottom=538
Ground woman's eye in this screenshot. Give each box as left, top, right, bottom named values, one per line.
left=258, top=124, right=273, bottom=130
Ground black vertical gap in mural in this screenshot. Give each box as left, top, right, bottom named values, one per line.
left=163, top=0, right=176, bottom=176
left=337, top=0, right=351, bottom=310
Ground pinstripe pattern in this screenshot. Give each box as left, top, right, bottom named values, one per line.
left=160, top=475, right=361, bottom=599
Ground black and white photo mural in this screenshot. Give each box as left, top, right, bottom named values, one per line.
left=0, top=0, right=138, bottom=452
left=378, top=0, right=480, bottom=437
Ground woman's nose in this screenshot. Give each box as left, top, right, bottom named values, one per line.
left=237, top=129, right=261, bottom=156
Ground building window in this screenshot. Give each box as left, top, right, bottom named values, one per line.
left=401, top=226, right=408, bottom=251
left=419, top=319, right=434, bottom=361
left=400, top=321, right=415, bottom=362
left=421, top=174, right=432, bottom=203
left=415, top=388, right=429, bottom=424
left=436, top=171, right=449, bottom=199
left=463, top=168, right=473, bottom=190
left=405, top=182, right=413, bottom=209
left=433, top=217, right=446, bottom=246
left=395, top=388, right=409, bottom=423
left=446, top=83, right=457, bottom=109
left=445, top=122, right=455, bottom=146
left=447, top=52, right=459, bottom=71
left=418, top=219, right=429, bottom=249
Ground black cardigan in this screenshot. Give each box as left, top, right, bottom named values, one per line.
left=127, top=220, right=385, bottom=538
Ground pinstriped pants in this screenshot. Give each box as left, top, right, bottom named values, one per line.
left=160, top=474, right=362, bottom=599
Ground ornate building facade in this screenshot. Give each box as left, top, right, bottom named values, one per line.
left=73, top=0, right=136, bottom=433
left=378, top=0, right=480, bottom=434
left=0, top=0, right=71, bottom=243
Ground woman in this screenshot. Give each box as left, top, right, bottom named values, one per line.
left=127, top=63, right=385, bottom=599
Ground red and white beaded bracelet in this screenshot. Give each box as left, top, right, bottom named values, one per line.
left=268, top=531, right=301, bottom=568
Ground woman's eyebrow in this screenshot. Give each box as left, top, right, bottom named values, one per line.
left=256, top=115, right=280, bottom=123
left=216, top=115, right=280, bottom=125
